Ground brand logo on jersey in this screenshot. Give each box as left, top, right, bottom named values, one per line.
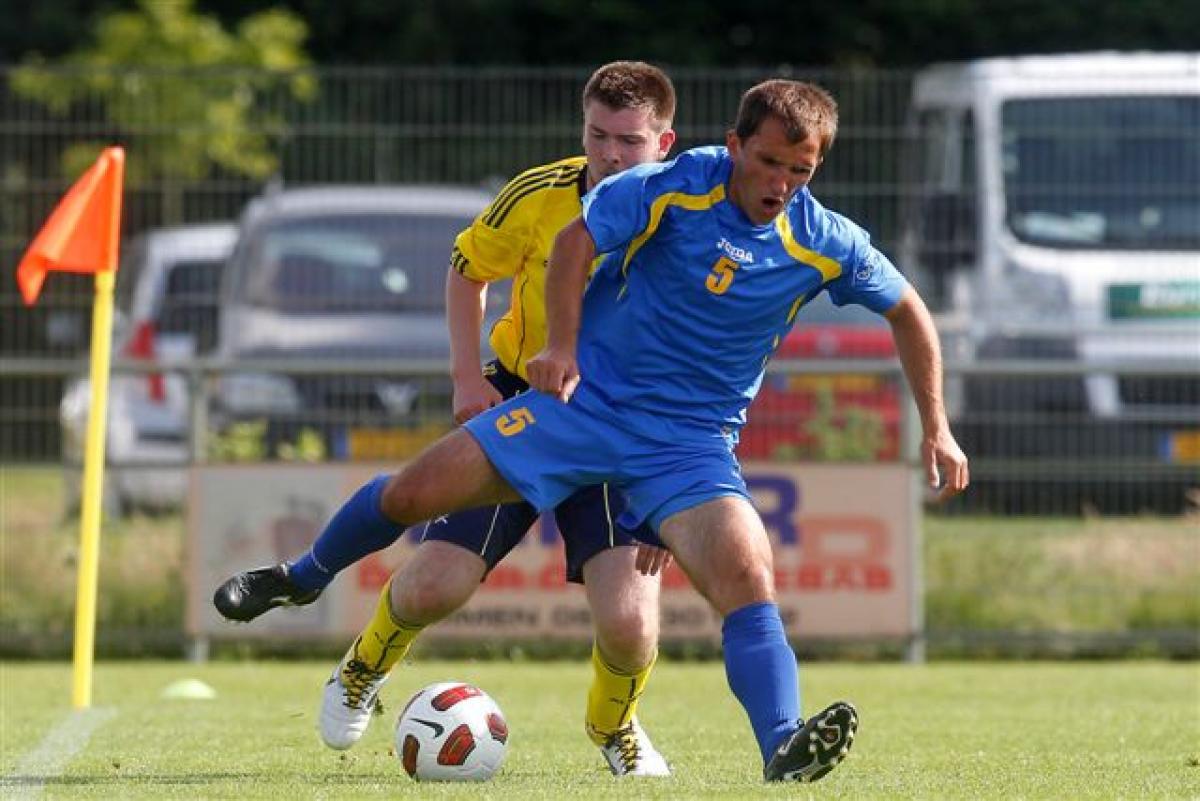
left=855, top=260, right=877, bottom=282
left=717, top=237, right=754, bottom=264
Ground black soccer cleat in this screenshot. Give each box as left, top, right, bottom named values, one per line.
left=763, top=701, right=858, bottom=783
left=212, top=562, right=322, bottom=622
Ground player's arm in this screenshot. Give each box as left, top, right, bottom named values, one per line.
left=883, top=287, right=970, bottom=501
left=446, top=267, right=503, bottom=424
left=447, top=169, right=539, bottom=420
left=526, top=217, right=595, bottom=402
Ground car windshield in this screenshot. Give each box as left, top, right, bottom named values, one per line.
left=1001, top=95, right=1200, bottom=250
left=244, top=213, right=470, bottom=313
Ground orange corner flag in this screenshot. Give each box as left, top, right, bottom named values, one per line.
left=16, top=146, right=125, bottom=306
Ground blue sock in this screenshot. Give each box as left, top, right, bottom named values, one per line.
left=288, top=475, right=401, bottom=591
left=722, top=602, right=802, bottom=763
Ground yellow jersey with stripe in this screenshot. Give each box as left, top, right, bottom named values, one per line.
left=578, top=145, right=908, bottom=433
left=451, top=156, right=588, bottom=379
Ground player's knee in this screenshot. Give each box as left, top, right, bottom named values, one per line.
left=711, top=560, right=775, bottom=612
left=378, top=472, right=431, bottom=525
left=594, top=607, right=658, bottom=665
left=738, top=560, right=775, bottom=598
left=392, top=571, right=470, bottom=624
left=390, top=548, right=476, bottom=623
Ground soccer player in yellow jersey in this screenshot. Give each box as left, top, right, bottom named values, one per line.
left=214, top=62, right=678, bottom=775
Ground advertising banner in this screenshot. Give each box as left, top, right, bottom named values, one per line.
left=188, top=462, right=916, bottom=642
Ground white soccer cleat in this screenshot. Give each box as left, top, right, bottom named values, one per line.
left=598, top=718, right=671, bottom=776
left=318, top=638, right=390, bottom=750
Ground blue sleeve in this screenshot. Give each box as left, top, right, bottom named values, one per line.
left=823, top=217, right=909, bottom=314
left=581, top=162, right=663, bottom=255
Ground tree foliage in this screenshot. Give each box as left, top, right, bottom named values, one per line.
left=199, top=0, right=1198, bottom=68
left=10, top=0, right=315, bottom=181
left=7, top=0, right=1195, bottom=71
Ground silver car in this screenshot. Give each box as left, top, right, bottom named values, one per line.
left=60, top=222, right=238, bottom=514
left=211, top=185, right=500, bottom=462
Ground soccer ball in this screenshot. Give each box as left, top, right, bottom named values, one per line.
left=394, top=681, right=509, bottom=781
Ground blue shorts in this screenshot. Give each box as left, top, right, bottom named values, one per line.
left=463, top=381, right=751, bottom=538
left=421, top=361, right=652, bottom=583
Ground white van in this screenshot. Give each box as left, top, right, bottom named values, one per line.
left=899, top=52, right=1199, bottom=505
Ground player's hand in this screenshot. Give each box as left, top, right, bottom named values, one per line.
left=526, top=346, right=580, bottom=402
left=452, top=373, right=504, bottom=424
left=635, top=544, right=672, bottom=576
left=923, top=428, right=969, bottom=503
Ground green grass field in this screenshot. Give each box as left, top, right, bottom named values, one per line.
left=2, top=660, right=1198, bottom=799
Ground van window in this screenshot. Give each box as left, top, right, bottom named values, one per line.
left=908, top=108, right=977, bottom=307
left=241, top=213, right=470, bottom=313
left=1001, top=96, right=1200, bottom=250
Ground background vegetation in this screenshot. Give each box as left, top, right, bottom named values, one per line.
left=3, top=467, right=1197, bottom=659
left=5, top=0, right=1198, bottom=69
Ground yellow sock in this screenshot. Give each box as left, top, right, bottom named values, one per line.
left=341, top=578, right=424, bottom=675
left=585, top=642, right=656, bottom=744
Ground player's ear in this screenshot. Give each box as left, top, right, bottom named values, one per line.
left=656, top=127, right=676, bottom=159
left=725, top=129, right=741, bottom=157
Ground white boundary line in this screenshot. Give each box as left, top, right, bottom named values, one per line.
left=2, top=707, right=116, bottom=801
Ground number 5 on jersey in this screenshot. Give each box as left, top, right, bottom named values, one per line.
left=496, top=407, right=536, bottom=436
left=705, top=256, right=739, bottom=295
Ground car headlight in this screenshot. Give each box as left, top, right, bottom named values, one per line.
left=218, top=372, right=302, bottom=414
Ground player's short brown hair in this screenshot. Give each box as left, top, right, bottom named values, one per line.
left=734, top=79, right=839, bottom=157
left=583, top=61, right=676, bottom=131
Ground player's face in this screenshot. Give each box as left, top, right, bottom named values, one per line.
left=582, top=101, right=675, bottom=189
left=726, top=115, right=823, bottom=225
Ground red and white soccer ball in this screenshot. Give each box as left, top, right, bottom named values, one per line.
left=394, top=681, right=509, bottom=782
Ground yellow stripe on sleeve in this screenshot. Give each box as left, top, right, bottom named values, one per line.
left=482, top=163, right=562, bottom=227
left=620, top=184, right=727, bottom=277
left=775, top=213, right=843, bottom=282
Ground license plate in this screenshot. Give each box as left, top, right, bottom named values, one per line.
left=1162, top=430, right=1200, bottom=463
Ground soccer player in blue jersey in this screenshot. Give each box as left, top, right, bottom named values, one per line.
left=239, top=77, right=967, bottom=783
left=476, top=79, right=967, bottom=780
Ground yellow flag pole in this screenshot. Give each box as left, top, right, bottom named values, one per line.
left=72, top=268, right=116, bottom=709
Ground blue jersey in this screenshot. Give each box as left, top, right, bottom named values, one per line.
left=578, top=145, right=908, bottom=434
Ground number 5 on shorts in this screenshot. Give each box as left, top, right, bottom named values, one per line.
left=496, top=407, right=536, bottom=436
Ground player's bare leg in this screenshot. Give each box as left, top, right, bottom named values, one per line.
left=659, top=498, right=857, bottom=782
left=391, top=541, right=488, bottom=625
left=378, top=428, right=523, bottom=523
left=214, top=429, right=518, bottom=622
left=581, top=545, right=669, bottom=775
left=319, top=429, right=519, bottom=749
left=658, top=498, right=774, bottom=615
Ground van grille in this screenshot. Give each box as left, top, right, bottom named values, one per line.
left=1118, top=376, right=1200, bottom=408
